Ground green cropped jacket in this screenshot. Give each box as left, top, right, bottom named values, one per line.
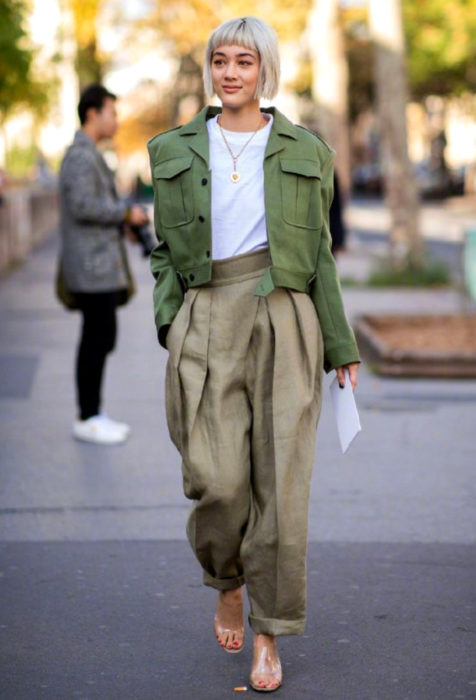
left=148, top=106, right=360, bottom=373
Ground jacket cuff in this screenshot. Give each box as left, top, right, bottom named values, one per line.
left=116, top=201, right=128, bottom=223
left=158, top=324, right=171, bottom=349
left=324, top=342, right=361, bottom=374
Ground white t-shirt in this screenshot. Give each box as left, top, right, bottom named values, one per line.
left=207, top=113, right=273, bottom=260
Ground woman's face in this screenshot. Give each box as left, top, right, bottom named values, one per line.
left=211, top=44, right=260, bottom=109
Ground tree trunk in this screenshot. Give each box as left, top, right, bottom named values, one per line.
left=368, top=0, right=422, bottom=266
left=76, top=41, right=102, bottom=91
left=309, top=0, right=351, bottom=196
left=171, top=54, right=205, bottom=127
left=70, top=0, right=102, bottom=91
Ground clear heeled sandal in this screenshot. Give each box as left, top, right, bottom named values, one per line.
left=249, top=637, right=282, bottom=692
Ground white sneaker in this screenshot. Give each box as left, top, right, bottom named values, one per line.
left=97, top=414, right=131, bottom=437
left=73, top=415, right=128, bottom=445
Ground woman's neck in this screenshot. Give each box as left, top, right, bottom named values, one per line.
left=218, top=103, right=266, bottom=132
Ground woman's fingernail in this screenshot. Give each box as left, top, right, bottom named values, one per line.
left=339, top=383, right=344, bottom=389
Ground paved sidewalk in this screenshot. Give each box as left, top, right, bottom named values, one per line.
left=0, top=233, right=475, bottom=699
left=342, top=195, right=476, bottom=283
left=347, top=195, right=476, bottom=245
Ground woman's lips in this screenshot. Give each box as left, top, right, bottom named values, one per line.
left=222, top=86, right=241, bottom=93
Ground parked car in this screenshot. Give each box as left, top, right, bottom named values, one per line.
left=352, top=160, right=466, bottom=199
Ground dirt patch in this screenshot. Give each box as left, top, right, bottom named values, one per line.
left=366, top=315, right=476, bottom=353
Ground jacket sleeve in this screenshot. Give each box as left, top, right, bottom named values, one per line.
left=148, top=145, right=185, bottom=348
left=63, top=148, right=127, bottom=225
left=310, top=150, right=360, bottom=373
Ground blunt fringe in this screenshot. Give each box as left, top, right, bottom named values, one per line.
left=203, top=17, right=280, bottom=101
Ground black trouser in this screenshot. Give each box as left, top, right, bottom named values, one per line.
left=75, top=291, right=119, bottom=421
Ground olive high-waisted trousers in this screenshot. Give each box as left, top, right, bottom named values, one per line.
left=165, top=248, right=324, bottom=636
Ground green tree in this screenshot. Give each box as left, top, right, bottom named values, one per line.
left=0, top=0, right=48, bottom=126
left=344, top=0, right=476, bottom=107
left=403, top=0, right=476, bottom=97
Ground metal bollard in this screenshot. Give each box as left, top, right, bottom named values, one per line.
left=464, top=228, right=476, bottom=302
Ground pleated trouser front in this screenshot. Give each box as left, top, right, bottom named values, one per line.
left=165, top=248, right=324, bottom=636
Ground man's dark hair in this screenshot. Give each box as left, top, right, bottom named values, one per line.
left=77, top=84, right=117, bottom=125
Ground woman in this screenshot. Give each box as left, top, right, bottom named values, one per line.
left=148, top=17, right=360, bottom=692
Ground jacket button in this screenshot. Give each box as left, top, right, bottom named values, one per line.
left=201, top=178, right=208, bottom=186
left=189, top=273, right=195, bottom=281
left=198, top=215, right=205, bottom=222
left=206, top=250, right=210, bottom=258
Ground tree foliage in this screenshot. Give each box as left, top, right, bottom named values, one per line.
left=141, top=0, right=311, bottom=63
left=403, top=0, right=476, bottom=97
left=343, top=0, right=476, bottom=118
left=0, top=0, right=48, bottom=124
left=344, top=0, right=476, bottom=106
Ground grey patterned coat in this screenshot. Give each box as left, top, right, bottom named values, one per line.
left=58, top=130, right=130, bottom=292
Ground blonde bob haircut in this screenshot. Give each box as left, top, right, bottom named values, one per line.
left=203, top=17, right=280, bottom=101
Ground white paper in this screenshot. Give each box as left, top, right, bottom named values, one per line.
left=329, top=370, right=362, bottom=453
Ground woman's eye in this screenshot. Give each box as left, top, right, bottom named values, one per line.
left=213, top=60, right=224, bottom=66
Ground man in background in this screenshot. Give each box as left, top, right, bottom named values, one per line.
left=58, top=84, right=148, bottom=445
left=329, top=172, right=347, bottom=257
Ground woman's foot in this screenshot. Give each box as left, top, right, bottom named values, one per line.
left=249, top=634, right=282, bottom=692
left=213, top=587, right=244, bottom=653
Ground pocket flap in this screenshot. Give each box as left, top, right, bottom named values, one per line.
left=280, top=158, right=321, bottom=179
left=154, top=156, right=193, bottom=180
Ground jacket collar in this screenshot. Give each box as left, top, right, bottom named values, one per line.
left=177, top=106, right=298, bottom=165
left=72, top=130, right=116, bottom=190
left=73, top=130, right=97, bottom=149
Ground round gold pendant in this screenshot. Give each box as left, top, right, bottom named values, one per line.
left=231, top=172, right=240, bottom=183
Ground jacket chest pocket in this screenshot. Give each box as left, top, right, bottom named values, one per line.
left=154, top=156, right=194, bottom=228
left=279, top=158, right=322, bottom=229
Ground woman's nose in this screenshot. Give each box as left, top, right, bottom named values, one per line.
left=224, top=62, right=237, bottom=79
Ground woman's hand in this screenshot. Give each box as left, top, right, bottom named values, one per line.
left=335, top=363, right=359, bottom=392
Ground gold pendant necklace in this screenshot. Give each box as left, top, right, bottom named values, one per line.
left=218, top=116, right=264, bottom=183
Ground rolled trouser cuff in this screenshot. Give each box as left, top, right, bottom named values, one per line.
left=249, top=614, right=306, bottom=637
left=203, top=571, right=245, bottom=591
